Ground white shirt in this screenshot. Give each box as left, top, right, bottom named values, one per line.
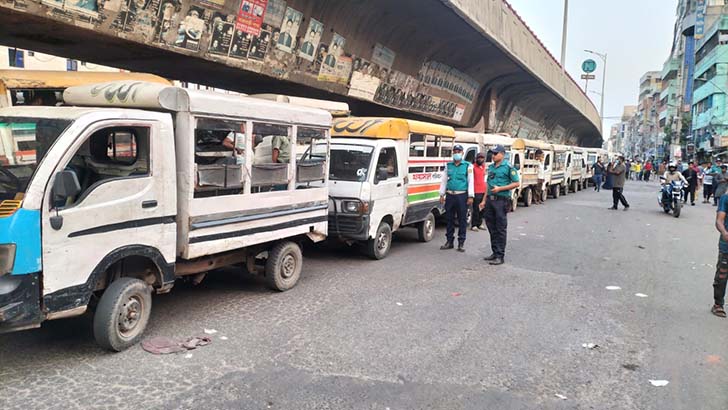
left=537, top=162, right=545, bottom=179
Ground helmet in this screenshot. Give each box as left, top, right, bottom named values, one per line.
left=668, top=162, right=677, bottom=170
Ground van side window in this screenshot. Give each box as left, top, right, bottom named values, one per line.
left=410, top=134, right=425, bottom=157
left=465, top=148, right=476, bottom=164
left=252, top=122, right=292, bottom=192
left=426, top=135, right=440, bottom=157
left=61, top=126, right=150, bottom=208
left=297, top=127, right=327, bottom=185
left=441, top=137, right=453, bottom=158
left=513, top=153, right=521, bottom=170
left=193, top=117, right=247, bottom=198
left=376, top=147, right=398, bottom=178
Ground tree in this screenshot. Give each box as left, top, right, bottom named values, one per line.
left=679, top=113, right=692, bottom=146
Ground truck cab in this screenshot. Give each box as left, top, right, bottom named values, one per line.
left=0, top=81, right=332, bottom=351
left=328, top=118, right=454, bottom=259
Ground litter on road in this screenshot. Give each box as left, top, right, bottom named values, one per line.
left=649, top=380, right=669, bottom=387
left=141, top=335, right=213, bottom=355
left=581, top=343, right=599, bottom=349
left=605, top=286, right=622, bottom=290
left=203, top=329, right=218, bottom=335
left=635, top=293, right=648, bottom=298
left=554, top=394, right=568, bottom=400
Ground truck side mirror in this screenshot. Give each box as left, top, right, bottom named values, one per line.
left=52, top=170, right=81, bottom=206
left=375, top=167, right=389, bottom=183
left=513, top=164, right=521, bottom=171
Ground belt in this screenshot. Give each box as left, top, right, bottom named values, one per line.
left=487, top=195, right=509, bottom=201
left=446, top=190, right=467, bottom=195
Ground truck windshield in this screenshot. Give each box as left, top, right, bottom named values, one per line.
left=0, top=117, right=72, bottom=201
left=329, top=144, right=374, bottom=182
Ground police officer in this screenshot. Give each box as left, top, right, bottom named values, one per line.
left=481, top=145, right=520, bottom=265
left=439, top=144, right=474, bottom=252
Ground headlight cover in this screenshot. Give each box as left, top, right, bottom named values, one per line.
left=342, top=200, right=361, bottom=213
left=0, top=244, right=16, bottom=276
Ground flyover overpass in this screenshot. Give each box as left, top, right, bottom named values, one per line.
left=0, top=0, right=602, bottom=146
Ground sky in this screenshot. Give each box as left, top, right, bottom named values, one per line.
left=506, top=0, right=677, bottom=136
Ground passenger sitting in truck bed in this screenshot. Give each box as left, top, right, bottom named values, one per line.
left=253, top=135, right=291, bottom=165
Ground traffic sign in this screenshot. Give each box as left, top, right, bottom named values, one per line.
left=580, top=74, right=596, bottom=80
left=582, top=59, right=597, bottom=73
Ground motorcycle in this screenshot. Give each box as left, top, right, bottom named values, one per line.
left=658, top=178, right=683, bottom=218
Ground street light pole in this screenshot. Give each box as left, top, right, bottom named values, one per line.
left=585, top=49, right=607, bottom=121
left=561, top=0, right=569, bottom=72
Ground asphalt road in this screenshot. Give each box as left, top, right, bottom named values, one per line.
left=1, top=181, right=727, bottom=410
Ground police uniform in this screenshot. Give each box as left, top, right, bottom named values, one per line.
left=439, top=155, right=474, bottom=250
left=484, top=151, right=519, bottom=263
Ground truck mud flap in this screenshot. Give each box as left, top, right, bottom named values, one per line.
left=0, top=273, right=43, bottom=333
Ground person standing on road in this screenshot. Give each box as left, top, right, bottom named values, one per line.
left=471, top=152, right=488, bottom=231
left=682, top=161, right=698, bottom=206
left=712, top=190, right=728, bottom=318
left=534, top=149, right=546, bottom=203
left=593, top=157, right=605, bottom=192
left=608, top=154, right=629, bottom=211
left=439, top=144, right=474, bottom=252
left=702, top=162, right=714, bottom=204
left=481, top=145, right=519, bottom=266
left=643, top=160, right=653, bottom=182
left=714, top=165, right=728, bottom=206
left=658, top=160, right=667, bottom=177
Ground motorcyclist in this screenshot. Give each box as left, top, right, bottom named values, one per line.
left=663, top=162, right=688, bottom=184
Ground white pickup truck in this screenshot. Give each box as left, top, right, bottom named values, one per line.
left=0, top=81, right=332, bottom=350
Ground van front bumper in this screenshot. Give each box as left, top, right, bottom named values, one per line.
left=0, top=273, right=42, bottom=333
left=328, top=214, right=370, bottom=241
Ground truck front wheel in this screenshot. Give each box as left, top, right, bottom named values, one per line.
left=417, top=212, right=436, bottom=242
left=366, top=222, right=392, bottom=260
left=266, top=241, right=303, bottom=291
left=93, top=277, right=152, bottom=352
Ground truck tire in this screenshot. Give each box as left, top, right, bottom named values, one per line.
left=417, top=212, right=436, bottom=242
left=265, top=241, right=303, bottom=291
left=571, top=180, right=578, bottom=193
left=93, top=277, right=152, bottom=352
left=522, top=187, right=532, bottom=207
left=552, top=184, right=560, bottom=199
left=673, top=201, right=681, bottom=218
left=562, top=182, right=569, bottom=196
left=366, top=221, right=392, bottom=260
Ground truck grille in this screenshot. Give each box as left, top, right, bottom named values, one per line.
left=328, top=215, right=363, bottom=235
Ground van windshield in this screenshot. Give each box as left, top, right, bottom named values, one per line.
left=0, top=117, right=73, bottom=201
left=329, top=144, right=374, bottom=182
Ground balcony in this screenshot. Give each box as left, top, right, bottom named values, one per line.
left=661, top=58, right=680, bottom=82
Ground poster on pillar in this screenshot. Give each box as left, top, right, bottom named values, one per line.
left=263, top=0, right=286, bottom=28
left=248, top=23, right=273, bottom=60
left=318, top=33, right=349, bottom=84
left=228, top=29, right=253, bottom=59
left=371, top=43, right=395, bottom=70
left=208, top=12, right=234, bottom=55
left=297, top=18, right=323, bottom=62
left=174, top=5, right=207, bottom=51
left=235, top=0, right=267, bottom=36
left=349, top=57, right=382, bottom=101
left=275, top=6, right=302, bottom=53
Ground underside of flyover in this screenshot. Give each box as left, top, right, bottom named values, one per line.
left=0, top=0, right=601, bottom=147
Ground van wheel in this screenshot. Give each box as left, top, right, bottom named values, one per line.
left=417, top=212, right=436, bottom=242
left=93, top=277, right=152, bottom=352
left=571, top=180, right=578, bottom=193
left=366, top=222, right=392, bottom=260
left=266, top=241, right=303, bottom=291
left=562, top=182, right=569, bottom=196
left=552, top=184, right=560, bottom=199
left=522, top=187, right=532, bottom=207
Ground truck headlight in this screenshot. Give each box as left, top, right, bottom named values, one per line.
left=0, top=244, right=16, bottom=276
left=341, top=200, right=369, bottom=214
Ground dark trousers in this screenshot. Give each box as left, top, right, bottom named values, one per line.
left=704, top=184, right=713, bottom=201
left=534, top=180, right=544, bottom=202
left=484, top=197, right=509, bottom=259
left=445, top=193, right=468, bottom=245
left=612, top=187, right=629, bottom=209
left=593, top=174, right=603, bottom=191
left=472, top=193, right=485, bottom=228
left=644, top=170, right=651, bottom=181
left=683, top=186, right=696, bottom=203
left=714, top=253, right=728, bottom=305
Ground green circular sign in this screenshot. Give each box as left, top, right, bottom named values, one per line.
left=582, top=59, right=597, bottom=73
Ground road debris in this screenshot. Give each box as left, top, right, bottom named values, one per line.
left=635, top=293, right=648, bottom=298
left=581, top=343, right=599, bottom=349
left=554, top=393, right=568, bottom=400
left=605, top=286, right=621, bottom=290
left=184, top=353, right=193, bottom=359
left=141, top=335, right=213, bottom=355
left=396, top=302, right=403, bottom=306
left=649, top=380, right=669, bottom=387
left=220, top=336, right=229, bottom=341
left=637, top=245, right=646, bottom=250
left=451, top=292, right=462, bottom=297
left=204, top=328, right=218, bottom=335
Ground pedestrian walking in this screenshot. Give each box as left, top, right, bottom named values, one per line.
left=471, top=152, right=487, bottom=231
left=534, top=149, right=546, bottom=203
left=481, top=145, right=519, bottom=266
left=712, top=190, right=728, bottom=318
left=439, top=144, right=474, bottom=252
left=608, top=154, right=629, bottom=211
left=593, top=157, right=605, bottom=192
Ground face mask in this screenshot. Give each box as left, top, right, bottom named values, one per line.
left=453, top=153, right=463, bottom=162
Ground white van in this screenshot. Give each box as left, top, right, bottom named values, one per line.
left=328, top=117, right=455, bottom=259
left=571, top=147, right=587, bottom=192
left=0, top=81, right=331, bottom=350
left=550, top=144, right=573, bottom=197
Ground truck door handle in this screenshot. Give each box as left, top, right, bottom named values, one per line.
left=142, top=200, right=158, bottom=209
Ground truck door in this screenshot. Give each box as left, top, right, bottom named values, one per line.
left=370, top=145, right=405, bottom=231
left=40, top=120, right=175, bottom=312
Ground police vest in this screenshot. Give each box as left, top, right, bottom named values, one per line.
left=446, top=161, right=470, bottom=192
